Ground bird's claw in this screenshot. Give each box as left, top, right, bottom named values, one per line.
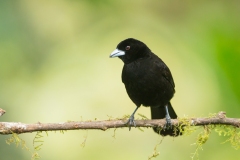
left=126, top=115, right=136, bottom=131
left=164, top=115, right=172, bottom=130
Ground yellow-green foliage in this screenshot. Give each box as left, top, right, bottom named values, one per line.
left=215, top=125, right=240, bottom=150
left=148, top=138, right=164, bottom=160
left=190, top=126, right=210, bottom=160
left=33, top=131, right=45, bottom=152
left=6, top=132, right=29, bottom=151
left=80, top=131, right=88, bottom=148
left=177, top=115, right=240, bottom=160
left=5, top=131, right=45, bottom=160
left=188, top=125, right=240, bottom=160
left=5, top=133, right=40, bottom=160
left=31, top=131, right=46, bottom=159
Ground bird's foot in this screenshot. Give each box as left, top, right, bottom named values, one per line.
left=164, top=115, right=172, bottom=130
left=125, top=115, right=136, bottom=131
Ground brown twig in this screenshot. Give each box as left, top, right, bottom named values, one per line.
left=0, top=108, right=6, bottom=117
left=0, top=111, right=239, bottom=135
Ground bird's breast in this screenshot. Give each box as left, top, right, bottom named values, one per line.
left=121, top=61, right=174, bottom=106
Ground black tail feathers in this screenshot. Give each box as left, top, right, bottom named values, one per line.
left=150, top=102, right=182, bottom=136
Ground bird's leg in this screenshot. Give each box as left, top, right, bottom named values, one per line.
left=164, top=104, right=172, bottom=129
left=126, top=106, right=139, bottom=131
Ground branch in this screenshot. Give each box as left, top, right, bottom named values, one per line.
left=0, top=111, right=239, bottom=135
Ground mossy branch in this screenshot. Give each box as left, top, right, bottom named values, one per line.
left=0, top=111, right=239, bottom=135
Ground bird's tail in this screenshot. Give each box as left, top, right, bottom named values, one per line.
left=150, top=102, right=182, bottom=136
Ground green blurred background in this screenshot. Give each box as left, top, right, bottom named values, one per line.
left=0, top=1, right=240, bottom=160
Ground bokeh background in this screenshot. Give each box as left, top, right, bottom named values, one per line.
left=0, top=1, right=240, bottom=160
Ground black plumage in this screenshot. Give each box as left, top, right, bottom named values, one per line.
left=110, top=38, right=181, bottom=136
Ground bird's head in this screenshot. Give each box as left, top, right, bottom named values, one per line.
left=110, top=38, right=150, bottom=64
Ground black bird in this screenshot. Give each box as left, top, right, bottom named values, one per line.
left=110, top=38, right=181, bottom=136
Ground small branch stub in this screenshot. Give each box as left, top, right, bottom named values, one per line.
left=0, top=108, right=6, bottom=117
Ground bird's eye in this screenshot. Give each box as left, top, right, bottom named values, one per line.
left=125, top=46, right=130, bottom=50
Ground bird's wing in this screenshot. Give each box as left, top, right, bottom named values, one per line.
left=162, top=65, right=175, bottom=89
left=153, top=56, right=175, bottom=90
